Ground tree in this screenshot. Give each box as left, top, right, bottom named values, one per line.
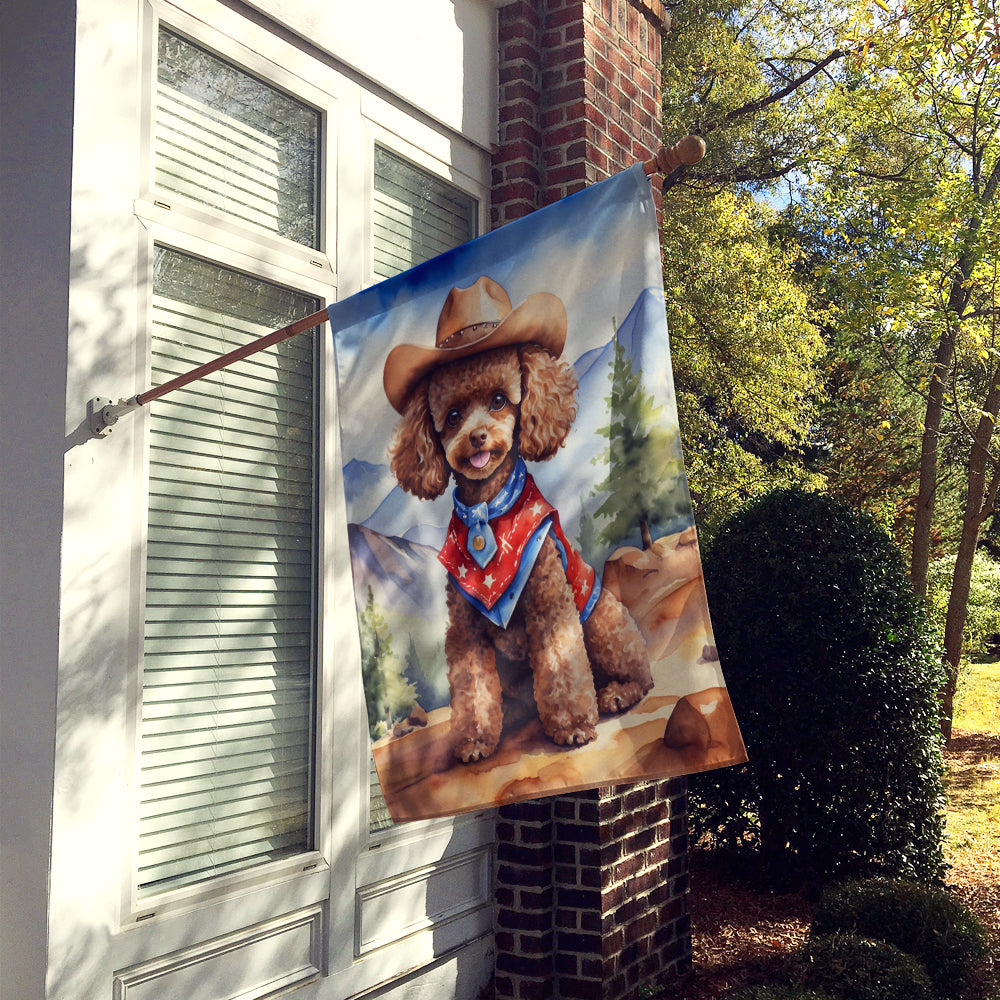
left=661, top=0, right=853, bottom=195
left=593, top=334, right=687, bottom=548
left=660, top=0, right=999, bottom=736
left=358, top=587, right=416, bottom=738
left=802, top=0, right=1000, bottom=734
left=658, top=1, right=840, bottom=536
left=663, top=188, right=827, bottom=535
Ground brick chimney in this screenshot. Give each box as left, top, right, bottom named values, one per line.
left=490, top=4, right=692, bottom=998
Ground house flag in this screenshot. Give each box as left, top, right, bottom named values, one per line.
left=330, top=164, right=746, bottom=822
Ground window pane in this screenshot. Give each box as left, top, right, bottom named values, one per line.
left=156, top=28, right=320, bottom=248
left=139, top=247, right=318, bottom=895
left=372, top=146, right=477, bottom=279
left=368, top=150, right=478, bottom=832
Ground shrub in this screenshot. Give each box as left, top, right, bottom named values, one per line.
left=927, top=550, right=1000, bottom=659
left=692, top=488, right=946, bottom=882
left=811, top=878, right=988, bottom=998
left=791, top=933, right=934, bottom=1000
left=732, top=987, right=837, bottom=1000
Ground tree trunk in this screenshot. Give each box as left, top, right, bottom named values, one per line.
left=940, top=373, right=1000, bottom=740
left=640, top=517, right=653, bottom=551
left=910, top=330, right=953, bottom=598
left=911, top=159, right=1000, bottom=594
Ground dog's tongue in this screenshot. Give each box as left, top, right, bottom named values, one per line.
left=470, top=451, right=491, bottom=469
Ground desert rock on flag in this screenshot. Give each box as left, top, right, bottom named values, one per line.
left=329, top=164, right=746, bottom=822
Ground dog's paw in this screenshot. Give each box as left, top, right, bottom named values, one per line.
left=550, top=724, right=597, bottom=747
left=454, top=738, right=496, bottom=763
left=598, top=681, right=646, bottom=714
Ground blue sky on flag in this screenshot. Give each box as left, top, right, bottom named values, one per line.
left=330, top=164, right=666, bottom=472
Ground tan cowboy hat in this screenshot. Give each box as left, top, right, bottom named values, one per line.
left=382, top=276, right=567, bottom=413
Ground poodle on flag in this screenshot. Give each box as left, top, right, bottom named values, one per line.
left=330, top=164, right=746, bottom=823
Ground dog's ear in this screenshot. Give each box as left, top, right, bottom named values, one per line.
left=388, top=378, right=450, bottom=499
left=519, top=344, right=578, bottom=461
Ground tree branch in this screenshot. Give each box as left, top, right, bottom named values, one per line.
left=705, top=49, right=847, bottom=133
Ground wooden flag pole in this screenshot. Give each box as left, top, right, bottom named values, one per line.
left=136, top=307, right=329, bottom=407
left=88, top=136, right=705, bottom=437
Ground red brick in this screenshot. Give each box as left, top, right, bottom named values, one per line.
left=499, top=99, right=539, bottom=124
left=625, top=869, right=657, bottom=897
left=625, top=910, right=658, bottom=944
left=498, top=862, right=552, bottom=888
left=542, top=66, right=566, bottom=89
left=548, top=4, right=589, bottom=28
left=623, top=826, right=656, bottom=854
left=500, top=0, right=540, bottom=26
left=492, top=6, right=689, bottom=991
left=502, top=40, right=538, bottom=63
left=545, top=119, right=589, bottom=146
left=495, top=973, right=515, bottom=999
left=602, top=881, right=625, bottom=908
left=542, top=39, right=587, bottom=69
left=498, top=906, right=551, bottom=931
left=546, top=161, right=587, bottom=192
left=520, top=930, right=555, bottom=954
left=503, top=120, right=543, bottom=145
left=560, top=979, right=604, bottom=1000
left=516, top=976, right=555, bottom=1000
left=493, top=138, right=541, bottom=164
left=555, top=951, right=579, bottom=976
left=503, top=79, right=541, bottom=104
left=496, top=952, right=551, bottom=978
left=558, top=930, right=603, bottom=955
left=520, top=886, right=554, bottom=910
left=545, top=80, right=588, bottom=107
left=542, top=105, right=566, bottom=129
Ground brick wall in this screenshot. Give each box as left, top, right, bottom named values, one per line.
left=492, top=0, right=668, bottom=228
left=489, top=3, right=691, bottom=998
left=494, top=782, right=691, bottom=1000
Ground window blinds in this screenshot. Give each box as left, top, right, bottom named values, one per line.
left=368, top=148, right=477, bottom=832
left=372, top=146, right=477, bottom=282
left=138, top=248, right=318, bottom=895
left=156, top=28, right=320, bottom=249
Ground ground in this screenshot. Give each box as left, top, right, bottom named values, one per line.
left=670, top=729, right=1000, bottom=1000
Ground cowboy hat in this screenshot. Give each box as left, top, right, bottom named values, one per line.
left=382, top=276, right=567, bottom=413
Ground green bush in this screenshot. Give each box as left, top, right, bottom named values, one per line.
left=791, top=933, right=934, bottom=1000
left=812, top=878, right=988, bottom=998
left=927, top=550, right=1000, bottom=659
left=732, top=987, right=837, bottom=1000
left=692, top=488, right=947, bottom=882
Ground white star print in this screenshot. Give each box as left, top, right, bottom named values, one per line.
left=530, top=501, right=545, bottom=517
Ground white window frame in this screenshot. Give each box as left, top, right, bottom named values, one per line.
left=111, top=1, right=496, bottom=992
left=122, top=0, right=340, bottom=934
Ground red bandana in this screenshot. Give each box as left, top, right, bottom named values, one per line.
left=438, top=471, right=596, bottom=627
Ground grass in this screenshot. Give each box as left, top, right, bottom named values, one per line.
left=955, top=658, right=1000, bottom=732
left=945, top=660, right=1000, bottom=868
left=940, top=658, right=1000, bottom=999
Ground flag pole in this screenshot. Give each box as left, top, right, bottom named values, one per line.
left=87, top=307, right=329, bottom=437
left=88, top=135, right=705, bottom=438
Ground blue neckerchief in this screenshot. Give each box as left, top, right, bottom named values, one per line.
left=452, top=458, right=527, bottom=568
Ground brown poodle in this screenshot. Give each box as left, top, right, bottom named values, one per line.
left=383, top=277, right=653, bottom=763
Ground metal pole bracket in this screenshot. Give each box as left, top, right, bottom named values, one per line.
left=88, top=396, right=140, bottom=438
